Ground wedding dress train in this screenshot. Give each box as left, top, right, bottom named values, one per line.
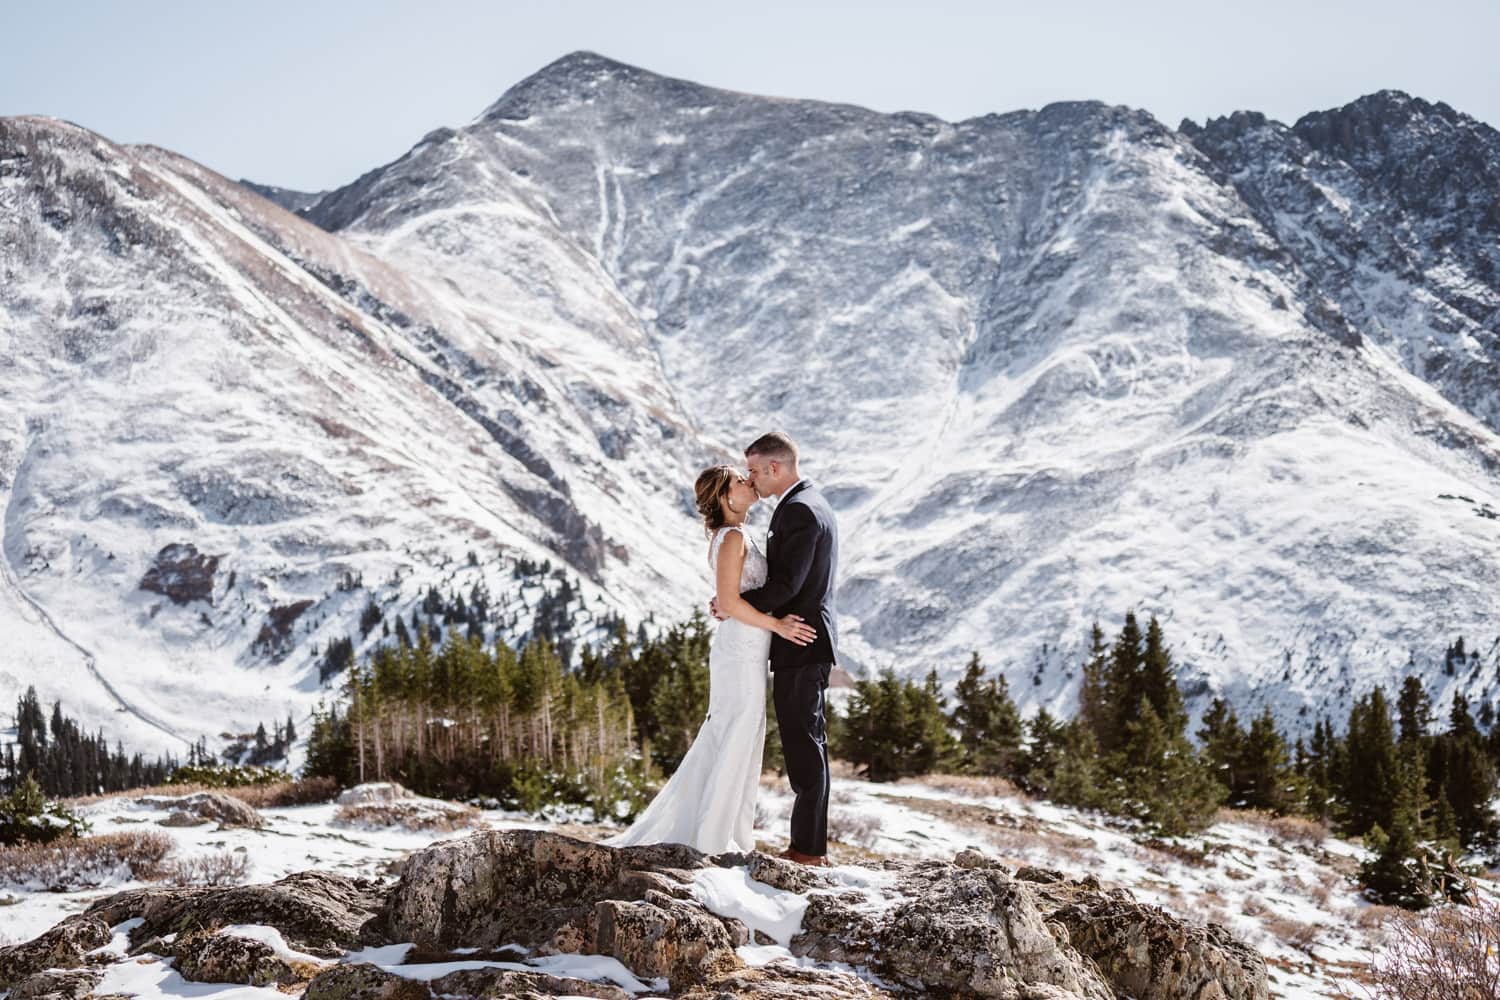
left=603, top=525, right=770, bottom=854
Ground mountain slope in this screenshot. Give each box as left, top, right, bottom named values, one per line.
left=301, top=52, right=1500, bottom=729
left=0, top=112, right=711, bottom=746
left=2, top=53, right=1498, bottom=750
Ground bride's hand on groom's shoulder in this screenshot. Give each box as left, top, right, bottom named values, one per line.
left=775, top=614, right=817, bottom=646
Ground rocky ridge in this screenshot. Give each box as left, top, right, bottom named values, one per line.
left=0, top=829, right=1268, bottom=999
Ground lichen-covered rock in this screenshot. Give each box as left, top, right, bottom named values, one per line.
left=0, top=916, right=110, bottom=988
left=680, top=962, right=899, bottom=999
left=377, top=828, right=708, bottom=950
left=581, top=892, right=737, bottom=990
left=429, top=966, right=633, bottom=999
left=302, top=962, right=432, bottom=1000
left=137, top=791, right=264, bottom=829
left=7, top=967, right=104, bottom=1000
left=795, top=864, right=1114, bottom=999
left=8, top=832, right=1269, bottom=1000
left=171, top=928, right=299, bottom=986
left=1047, top=893, right=1269, bottom=1000
left=379, top=830, right=735, bottom=991
left=87, top=871, right=384, bottom=957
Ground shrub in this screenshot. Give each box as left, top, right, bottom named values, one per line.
left=0, top=776, right=89, bottom=845
left=1356, top=895, right=1500, bottom=999
left=159, top=850, right=249, bottom=886
left=167, top=764, right=292, bottom=788
left=221, top=777, right=338, bottom=808
left=0, top=830, right=172, bottom=889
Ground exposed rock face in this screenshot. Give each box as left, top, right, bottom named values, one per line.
left=0, top=918, right=109, bottom=988
left=87, top=870, right=386, bottom=957
left=1047, top=893, right=1267, bottom=1000
left=7, top=967, right=103, bottom=1000
left=170, top=928, right=299, bottom=986
left=7, top=831, right=1268, bottom=1000
left=378, top=829, right=730, bottom=990
left=138, top=791, right=265, bottom=829
left=795, top=863, right=1114, bottom=998
left=138, top=542, right=222, bottom=605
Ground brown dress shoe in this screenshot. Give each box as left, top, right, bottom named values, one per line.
left=778, top=846, right=831, bottom=867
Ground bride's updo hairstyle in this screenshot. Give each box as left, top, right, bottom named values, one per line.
left=694, top=464, right=737, bottom=537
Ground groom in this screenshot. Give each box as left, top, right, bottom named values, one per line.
left=716, top=431, right=838, bottom=867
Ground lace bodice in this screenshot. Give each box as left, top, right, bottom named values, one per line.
left=709, top=525, right=768, bottom=592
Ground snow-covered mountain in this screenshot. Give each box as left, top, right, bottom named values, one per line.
left=0, top=111, right=712, bottom=750
left=2, top=52, right=1498, bottom=752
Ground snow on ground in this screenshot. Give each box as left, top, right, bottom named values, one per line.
left=2, top=776, right=1495, bottom=999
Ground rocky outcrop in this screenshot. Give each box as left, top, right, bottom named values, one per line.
left=303, top=962, right=635, bottom=1000
left=87, top=870, right=386, bottom=957
left=377, top=829, right=731, bottom=991
left=7, top=967, right=103, bottom=1000
left=794, top=862, right=1114, bottom=998
left=170, top=928, right=300, bottom=986
left=0, top=917, right=109, bottom=988
left=5, top=831, right=1268, bottom=1000
left=138, top=790, right=265, bottom=829
left=138, top=542, right=222, bottom=605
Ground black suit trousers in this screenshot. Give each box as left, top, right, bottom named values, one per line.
left=774, top=661, right=832, bottom=856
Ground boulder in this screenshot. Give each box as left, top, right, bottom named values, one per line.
left=7, top=967, right=103, bottom=1000
left=336, top=782, right=414, bottom=805
left=171, top=928, right=299, bottom=986
left=138, top=791, right=264, bottom=829
left=430, top=967, right=633, bottom=999
left=794, top=864, right=1114, bottom=999
left=302, top=962, right=432, bottom=1000
left=378, top=829, right=731, bottom=990
left=1046, top=892, right=1269, bottom=1000
left=87, top=870, right=385, bottom=957
left=0, top=916, right=110, bottom=988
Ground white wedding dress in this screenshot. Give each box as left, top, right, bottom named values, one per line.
left=603, top=525, right=770, bottom=854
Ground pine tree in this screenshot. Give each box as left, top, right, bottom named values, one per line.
left=1100, top=612, right=1145, bottom=755
left=1341, top=687, right=1401, bottom=836
left=949, top=653, right=1022, bottom=776
left=1240, top=706, right=1294, bottom=813
left=1196, top=697, right=1244, bottom=803
left=1396, top=675, right=1432, bottom=746
left=1139, top=615, right=1186, bottom=736
left=1077, top=623, right=1110, bottom=745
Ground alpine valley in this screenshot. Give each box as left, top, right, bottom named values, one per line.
left=2, top=51, right=1498, bottom=754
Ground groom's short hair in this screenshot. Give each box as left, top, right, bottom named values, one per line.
left=745, top=431, right=798, bottom=465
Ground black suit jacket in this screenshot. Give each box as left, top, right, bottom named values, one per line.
left=741, top=480, right=839, bottom=671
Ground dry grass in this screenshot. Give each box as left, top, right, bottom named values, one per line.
left=1263, top=914, right=1320, bottom=952
left=67, top=777, right=338, bottom=809
left=159, top=849, right=250, bottom=886
left=1216, top=807, right=1333, bottom=847
left=333, top=800, right=480, bottom=832
left=1355, top=904, right=1405, bottom=931
left=900, top=773, right=1027, bottom=800
left=0, top=831, right=173, bottom=889
left=1138, top=837, right=1214, bottom=868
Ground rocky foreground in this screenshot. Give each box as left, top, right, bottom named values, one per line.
left=0, top=828, right=1268, bottom=999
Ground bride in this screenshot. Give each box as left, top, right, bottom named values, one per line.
left=603, top=465, right=816, bottom=853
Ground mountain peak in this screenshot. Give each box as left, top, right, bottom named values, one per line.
left=475, top=50, right=684, bottom=123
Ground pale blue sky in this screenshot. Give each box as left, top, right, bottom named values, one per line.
left=4, top=0, right=1497, bottom=192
